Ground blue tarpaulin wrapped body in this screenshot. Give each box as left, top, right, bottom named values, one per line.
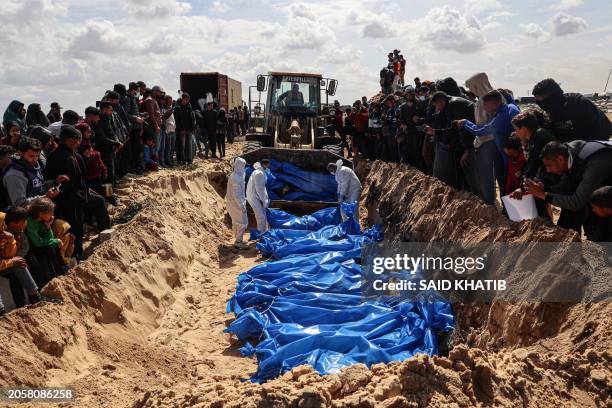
left=226, top=203, right=454, bottom=383
left=245, top=159, right=338, bottom=202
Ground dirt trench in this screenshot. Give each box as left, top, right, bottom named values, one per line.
left=138, top=160, right=610, bottom=407
left=0, top=152, right=610, bottom=408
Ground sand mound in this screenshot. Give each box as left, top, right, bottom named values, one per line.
left=138, top=160, right=610, bottom=407
left=1, top=150, right=610, bottom=408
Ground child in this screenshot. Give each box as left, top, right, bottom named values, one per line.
left=502, top=134, right=526, bottom=196
left=24, top=198, right=64, bottom=287
left=589, top=186, right=612, bottom=242
left=143, top=136, right=159, bottom=171
left=79, top=141, right=108, bottom=197
left=0, top=206, right=55, bottom=315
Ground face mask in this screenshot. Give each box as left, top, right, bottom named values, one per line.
left=329, top=170, right=336, bottom=175
left=419, top=96, right=426, bottom=101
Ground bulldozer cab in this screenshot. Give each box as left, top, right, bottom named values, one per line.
left=245, top=72, right=340, bottom=155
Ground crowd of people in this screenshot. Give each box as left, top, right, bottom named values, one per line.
left=333, top=71, right=612, bottom=241
left=0, top=82, right=247, bottom=314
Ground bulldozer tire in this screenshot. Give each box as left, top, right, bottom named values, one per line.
left=322, top=144, right=343, bottom=157
left=243, top=141, right=263, bottom=154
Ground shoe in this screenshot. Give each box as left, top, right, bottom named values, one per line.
left=30, top=294, right=62, bottom=305
left=108, top=195, right=120, bottom=206
left=233, top=242, right=249, bottom=250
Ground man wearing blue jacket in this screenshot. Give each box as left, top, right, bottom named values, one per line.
left=458, top=90, right=520, bottom=204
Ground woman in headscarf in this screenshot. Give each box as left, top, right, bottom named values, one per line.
left=3, top=100, right=27, bottom=136
left=465, top=72, right=505, bottom=205
left=226, top=157, right=249, bottom=249
left=25, top=103, right=50, bottom=128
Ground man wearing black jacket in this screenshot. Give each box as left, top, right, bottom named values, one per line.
left=44, top=126, right=89, bottom=260
left=398, top=91, right=426, bottom=170
left=533, top=78, right=611, bottom=142
left=202, top=101, right=219, bottom=159
left=174, top=93, right=196, bottom=164
left=424, top=91, right=476, bottom=190
left=95, top=101, right=122, bottom=188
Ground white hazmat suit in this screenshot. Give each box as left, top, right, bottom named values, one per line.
left=333, top=159, right=362, bottom=204
left=226, top=157, right=249, bottom=245
left=246, top=162, right=269, bottom=233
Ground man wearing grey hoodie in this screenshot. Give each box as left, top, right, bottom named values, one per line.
left=465, top=72, right=505, bottom=205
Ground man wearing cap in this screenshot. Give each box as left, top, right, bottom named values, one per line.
left=47, top=102, right=62, bottom=124
left=45, top=125, right=91, bottom=260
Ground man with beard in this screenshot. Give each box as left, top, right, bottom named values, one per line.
left=2, top=137, right=67, bottom=208
left=45, top=125, right=98, bottom=261
left=532, top=78, right=611, bottom=142
left=105, top=90, right=130, bottom=178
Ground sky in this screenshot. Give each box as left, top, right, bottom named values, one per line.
left=1, top=0, right=611, bottom=114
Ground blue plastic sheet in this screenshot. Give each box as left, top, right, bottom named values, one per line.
left=226, top=203, right=454, bottom=383
left=246, top=160, right=338, bottom=202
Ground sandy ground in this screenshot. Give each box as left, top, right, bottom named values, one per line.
left=0, top=143, right=610, bottom=407
left=0, top=143, right=263, bottom=407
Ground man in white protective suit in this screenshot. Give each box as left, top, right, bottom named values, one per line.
left=327, top=159, right=362, bottom=205
left=246, top=161, right=269, bottom=234
left=226, top=157, right=249, bottom=249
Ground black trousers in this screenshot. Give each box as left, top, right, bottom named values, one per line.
left=101, top=151, right=116, bottom=187
left=130, top=128, right=144, bottom=171
left=26, top=246, right=63, bottom=288
left=85, top=191, right=111, bottom=232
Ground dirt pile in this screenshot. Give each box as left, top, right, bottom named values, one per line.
left=1, top=150, right=609, bottom=407
left=0, top=144, right=262, bottom=407
left=138, top=160, right=610, bottom=407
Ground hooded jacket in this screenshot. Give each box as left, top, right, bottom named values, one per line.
left=246, top=162, right=268, bottom=206
left=26, top=104, right=50, bottom=128
left=539, top=93, right=611, bottom=143
left=2, top=158, right=55, bottom=207
left=226, top=157, right=247, bottom=221
left=333, top=159, right=361, bottom=203
left=545, top=141, right=612, bottom=211
left=3, top=100, right=27, bottom=135
left=465, top=73, right=495, bottom=125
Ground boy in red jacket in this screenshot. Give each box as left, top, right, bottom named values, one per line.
left=503, top=134, right=526, bottom=195
left=78, top=142, right=108, bottom=197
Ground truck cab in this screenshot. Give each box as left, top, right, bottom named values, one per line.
left=245, top=72, right=340, bottom=155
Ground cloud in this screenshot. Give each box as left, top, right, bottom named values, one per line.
left=68, top=20, right=138, bottom=58
left=419, top=6, right=486, bottom=53
left=521, top=22, right=547, bottom=39
left=549, top=0, right=583, bottom=11
left=122, top=0, right=191, bottom=18
left=463, top=0, right=502, bottom=14
left=346, top=9, right=397, bottom=38
left=550, top=12, right=588, bottom=36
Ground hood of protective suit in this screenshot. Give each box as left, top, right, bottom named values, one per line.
left=233, top=157, right=246, bottom=176
left=465, top=73, right=493, bottom=98
left=231, top=157, right=247, bottom=184
left=333, top=159, right=343, bottom=181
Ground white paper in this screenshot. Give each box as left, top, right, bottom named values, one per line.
left=501, top=194, right=538, bottom=222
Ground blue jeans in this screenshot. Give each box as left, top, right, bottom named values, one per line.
left=153, top=131, right=161, bottom=156
left=0, top=267, right=38, bottom=310
left=165, top=131, right=176, bottom=165
left=476, top=140, right=505, bottom=205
